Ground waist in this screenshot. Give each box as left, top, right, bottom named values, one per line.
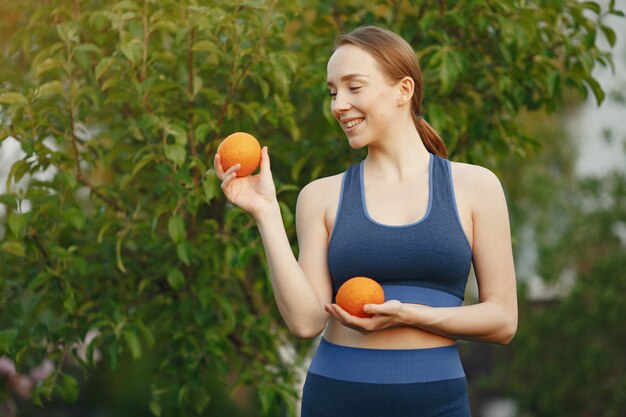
left=323, top=318, right=456, bottom=349
left=308, top=337, right=465, bottom=384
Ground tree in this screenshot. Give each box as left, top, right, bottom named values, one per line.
left=489, top=166, right=626, bottom=416
left=0, top=0, right=623, bottom=415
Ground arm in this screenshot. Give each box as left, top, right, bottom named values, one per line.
left=254, top=181, right=333, bottom=338
left=325, top=166, right=518, bottom=344
left=215, top=147, right=332, bottom=338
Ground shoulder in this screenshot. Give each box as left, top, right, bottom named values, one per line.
left=297, top=170, right=347, bottom=212
left=449, top=160, right=507, bottom=209
left=450, top=160, right=502, bottom=187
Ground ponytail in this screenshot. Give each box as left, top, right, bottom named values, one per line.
left=414, top=115, right=447, bottom=159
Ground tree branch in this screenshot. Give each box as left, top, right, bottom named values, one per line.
left=206, top=0, right=278, bottom=157
left=140, top=0, right=149, bottom=82
left=187, top=27, right=197, bottom=159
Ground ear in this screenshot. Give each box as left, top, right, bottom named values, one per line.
left=397, top=76, right=414, bottom=107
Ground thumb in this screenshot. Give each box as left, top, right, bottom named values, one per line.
left=260, top=146, right=271, bottom=172
left=363, top=304, right=378, bottom=314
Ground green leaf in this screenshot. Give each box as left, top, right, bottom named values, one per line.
left=192, top=40, right=217, bottom=52
left=27, top=272, right=49, bottom=292
left=34, top=57, right=61, bottom=78
left=120, top=39, right=143, bottom=66
left=116, top=233, right=128, bottom=273
left=178, top=385, right=188, bottom=405
left=131, top=153, right=158, bottom=178
left=168, top=215, right=186, bottom=243
left=198, top=287, right=214, bottom=309
left=585, top=76, right=605, bottom=105
left=97, top=222, right=113, bottom=243
left=202, top=172, right=219, bottom=203
left=108, top=344, right=120, bottom=370
left=258, top=385, right=276, bottom=415
left=600, top=25, right=617, bottom=47
left=0, top=241, right=25, bottom=257
left=123, top=329, right=142, bottom=360
left=35, top=80, right=65, bottom=100
left=0, top=92, right=28, bottom=105
left=95, top=57, right=116, bottom=80
left=63, top=287, right=77, bottom=314
left=56, top=22, right=80, bottom=43
left=58, top=374, right=79, bottom=403
left=6, top=160, right=30, bottom=188
left=547, top=71, right=561, bottom=98
left=63, top=207, right=86, bottom=230
left=216, top=297, right=236, bottom=334
left=149, top=401, right=162, bottom=417
left=176, top=241, right=191, bottom=265
left=0, top=194, right=18, bottom=209
left=164, top=144, right=186, bottom=166
left=167, top=267, right=185, bottom=290
left=192, top=388, right=211, bottom=414
left=581, top=1, right=602, bottom=14
left=135, top=321, right=155, bottom=348
left=7, top=211, right=28, bottom=238
left=0, top=328, right=18, bottom=353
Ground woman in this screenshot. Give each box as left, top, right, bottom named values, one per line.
left=214, top=25, right=517, bottom=417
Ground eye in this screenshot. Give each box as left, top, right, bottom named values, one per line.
left=349, top=86, right=362, bottom=92
left=329, top=91, right=337, bottom=98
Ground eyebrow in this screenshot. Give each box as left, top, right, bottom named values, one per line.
left=326, top=73, right=369, bottom=87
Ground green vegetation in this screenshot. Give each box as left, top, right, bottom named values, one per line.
left=1, top=1, right=623, bottom=416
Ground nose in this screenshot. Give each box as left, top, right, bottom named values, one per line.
left=331, top=91, right=352, bottom=117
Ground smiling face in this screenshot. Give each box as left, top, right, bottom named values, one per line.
left=326, top=44, right=407, bottom=148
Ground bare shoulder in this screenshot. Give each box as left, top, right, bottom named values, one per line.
left=297, top=171, right=345, bottom=211
left=296, top=173, right=344, bottom=218
left=451, top=160, right=502, bottom=186
left=450, top=161, right=507, bottom=212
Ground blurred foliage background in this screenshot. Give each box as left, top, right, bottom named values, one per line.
left=0, top=0, right=624, bottom=416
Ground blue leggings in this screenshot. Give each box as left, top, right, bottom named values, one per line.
left=301, top=338, right=471, bottom=417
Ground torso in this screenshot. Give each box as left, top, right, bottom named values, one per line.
left=319, top=160, right=474, bottom=349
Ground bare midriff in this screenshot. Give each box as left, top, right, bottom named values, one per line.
left=322, top=318, right=456, bottom=349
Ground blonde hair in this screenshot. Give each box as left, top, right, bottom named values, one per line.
left=334, top=26, right=447, bottom=158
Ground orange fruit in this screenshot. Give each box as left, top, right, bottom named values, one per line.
left=336, top=277, right=385, bottom=318
left=217, top=132, right=261, bottom=177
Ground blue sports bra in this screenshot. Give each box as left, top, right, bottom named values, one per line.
left=327, top=153, right=472, bottom=307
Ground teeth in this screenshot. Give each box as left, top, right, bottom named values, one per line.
left=345, top=118, right=364, bottom=128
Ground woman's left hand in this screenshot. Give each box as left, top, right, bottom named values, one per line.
left=324, top=300, right=405, bottom=335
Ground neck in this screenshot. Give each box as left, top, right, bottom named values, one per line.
left=363, top=119, right=430, bottom=181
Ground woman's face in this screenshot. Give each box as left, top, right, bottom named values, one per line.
left=326, top=44, right=402, bottom=148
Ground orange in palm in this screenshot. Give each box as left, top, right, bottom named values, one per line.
left=336, top=277, right=385, bottom=318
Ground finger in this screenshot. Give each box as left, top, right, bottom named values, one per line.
left=332, top=304, right=358, bottom=322
left=221, top=163, right=241, bottom=183
left=214, top=153, right=225, bottom=178
left=326, top=304, right=341, bottom=318
left=221, top=169, right=239, bottom=189
left=260, top=146, right=270, bottom=173
left=363, top=304, right=381, bottom=315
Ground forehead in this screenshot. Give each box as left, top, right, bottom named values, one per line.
left=326, top=44, right=380, bottom=84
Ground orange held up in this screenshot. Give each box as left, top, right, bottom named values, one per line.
left=217, top=131, right=262, bottom=177
left=336, top=277, right=385, bottom=318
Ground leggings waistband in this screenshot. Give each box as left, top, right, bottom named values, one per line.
left=308, top=338, right=465, bottom=384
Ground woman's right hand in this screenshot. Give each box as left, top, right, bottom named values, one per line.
left=214, top=146, right=278, bottom=219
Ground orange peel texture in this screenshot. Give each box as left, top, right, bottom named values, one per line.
left=217, top=132, right=262, bottom=177
left=336, top=277, right=385, bottom=318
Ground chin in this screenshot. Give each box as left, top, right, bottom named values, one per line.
left=346, top=135, right=369, bottom=150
